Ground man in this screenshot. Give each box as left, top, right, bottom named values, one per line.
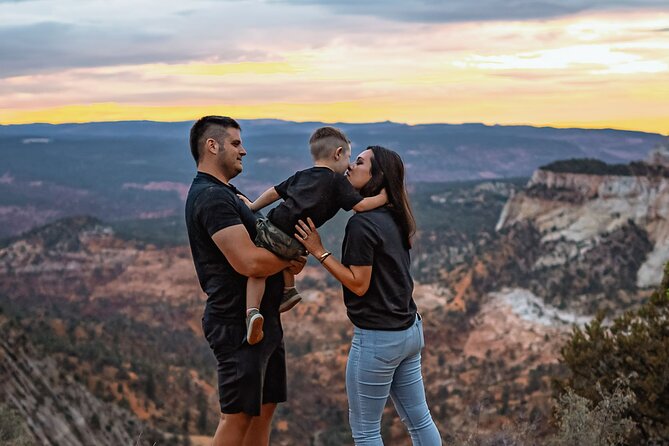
left=185, top=116, right=305, bottom=446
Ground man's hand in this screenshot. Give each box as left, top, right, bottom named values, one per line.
left=287, top=256, right=307, bottom=275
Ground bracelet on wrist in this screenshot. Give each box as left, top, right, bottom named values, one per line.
left=318, top=251, right=332, bottom=264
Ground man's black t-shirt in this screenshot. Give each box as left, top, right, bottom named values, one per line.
left=268, top=167, right=363, bottom=236
left=185, top=172, right=284, bottom=322
left=341, top=207, right=417, bottom=330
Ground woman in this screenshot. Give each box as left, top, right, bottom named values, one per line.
left=295, top=146, right=441, bottom=445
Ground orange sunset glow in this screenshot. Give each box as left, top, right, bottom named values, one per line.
left=1, top=2, right=668, bottom=133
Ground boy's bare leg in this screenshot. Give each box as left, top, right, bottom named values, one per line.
left=243, top=403, right=277, bottom=446
left=246, top=277, right=266, bottom=344
left=247, top=276, right=266, bottom=310
left=279, top=270, right=302, bottom=313
left=283, top=269, right=295, bottom=288
left=212, top=412, right=253, bottom=446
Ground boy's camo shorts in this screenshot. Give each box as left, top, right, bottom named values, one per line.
left=254, top=218, right=307, bottom=260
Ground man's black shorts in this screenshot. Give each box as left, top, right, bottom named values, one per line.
left=202, top=315, right=287, bottom=416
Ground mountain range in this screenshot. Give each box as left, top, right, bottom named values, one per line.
left=0, top=120, right=664, bottom=239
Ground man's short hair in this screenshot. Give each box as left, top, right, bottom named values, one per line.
left=189, top=116, right=241, bottom=164
left=309, top=126, right=350, bottom=161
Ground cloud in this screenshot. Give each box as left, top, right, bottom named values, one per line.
left=0, top=20, right=259, bottom=77
left=271, top=0, right=669, bottom=22
left=2, top=0, right=667, bottom=78
left=455, top=44, right=669, bottom=74
left=1, top=9, right=667, bottom=108
left=0, top=0, right=321, bottom=77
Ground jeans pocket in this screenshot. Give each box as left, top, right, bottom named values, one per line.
left=418, top=319, right=425, bottom=351
left=373, top=330, right=407, bottom=364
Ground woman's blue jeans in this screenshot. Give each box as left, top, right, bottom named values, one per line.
left=346, top=315, right=442, bottom=445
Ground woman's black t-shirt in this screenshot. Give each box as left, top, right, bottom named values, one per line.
left=341, top=207, right=417, bottom=330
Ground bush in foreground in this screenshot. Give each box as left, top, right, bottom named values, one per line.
left=555, top=262, right=669, bottom=444
left=0, top=404, right=36, bottom=446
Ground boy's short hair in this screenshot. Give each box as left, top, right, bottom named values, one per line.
left=309, top=126, right=350, bottom=161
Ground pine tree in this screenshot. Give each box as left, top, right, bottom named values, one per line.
left=555, top=262, right=669, bottom=443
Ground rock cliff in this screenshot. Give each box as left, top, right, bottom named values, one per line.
left=0, top=316, right=159, bottom=446
left=496, top=161, right=669, bottom=294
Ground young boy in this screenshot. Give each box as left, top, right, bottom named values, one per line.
left=241, top=127, right=387, bottom=344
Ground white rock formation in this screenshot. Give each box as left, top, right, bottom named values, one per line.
left=496, top=169, right=669, bottom=288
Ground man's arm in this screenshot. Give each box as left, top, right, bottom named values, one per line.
left=212, top=224, right=290, bottom=277
left=352, top=188, right=387, bottom=212
left=249, top=187, right=281, bottom=212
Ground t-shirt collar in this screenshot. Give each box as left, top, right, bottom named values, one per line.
left=196, top=171, right=241, bottom=194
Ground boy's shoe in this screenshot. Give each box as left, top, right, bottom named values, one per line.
left=279, top=288, right=302, bottom=313
left=246, top=308, right=264, bottom=345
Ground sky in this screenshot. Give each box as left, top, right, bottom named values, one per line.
left=0, top=0, right=668, bottom=133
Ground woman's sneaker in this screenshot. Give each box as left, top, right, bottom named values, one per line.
left=279, top=288, right=302, bottom=313
left=246, top=308, right=264, bottom=345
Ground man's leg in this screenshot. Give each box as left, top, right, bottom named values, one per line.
left=242, top=403, right=277, bottom=446
left=212, top=412, right=253, bottom=446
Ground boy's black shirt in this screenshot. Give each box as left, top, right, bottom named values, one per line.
left=185, top=171, right=283, bottom=322
left=268, top=167, right=363, bottom=236
left=341, top=207, right=417, bottom=330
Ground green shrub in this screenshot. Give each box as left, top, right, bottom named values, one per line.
left=555, top=262, right=669, bottom=443
left=0, top=404, right=36, bottom=446
left=550, top=380, right=636, bottom=446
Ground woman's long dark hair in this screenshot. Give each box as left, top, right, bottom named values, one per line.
left=359, top=146, right=416, bottom=248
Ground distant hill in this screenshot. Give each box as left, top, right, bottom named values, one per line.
left=0, top=120, right=664, bottom=239
left=541, top=158, right=669, bottom=177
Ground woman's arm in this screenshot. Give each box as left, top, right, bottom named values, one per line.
left=295, top=218, right=372, bottom=296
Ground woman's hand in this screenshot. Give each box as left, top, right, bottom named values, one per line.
left=295, top=217, right=326, bottom=257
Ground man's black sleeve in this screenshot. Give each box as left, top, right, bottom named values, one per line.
left=195, top=187, right=243, bottom=236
